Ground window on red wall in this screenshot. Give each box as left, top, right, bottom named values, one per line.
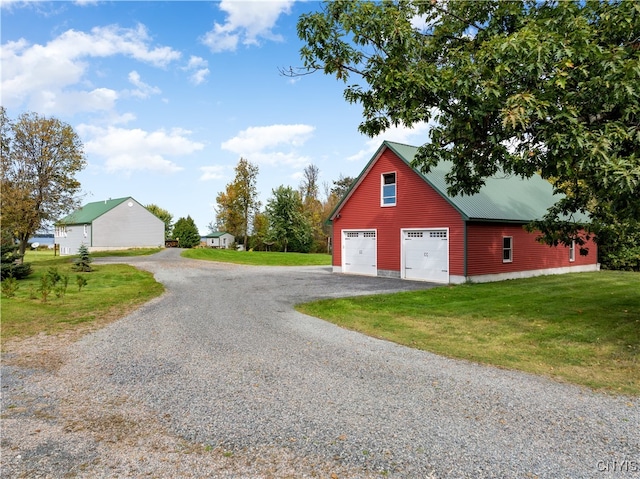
left=569, top=240, right=575, bottom=262
left=503, top=236, right=513, bottom=263
left=381, top=172, right=396, bottom=206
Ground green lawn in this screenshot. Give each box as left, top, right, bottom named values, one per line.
left=296, top=271, right=640, bottom=395
left=5, top=249, right=638, bottom=395
left=1, top=249, right=164, bottom=340
left=182, top=248, right=332, bottom=266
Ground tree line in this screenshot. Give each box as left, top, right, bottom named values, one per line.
left=211, top=158, right=353, bottom=253
left=3, top=0, right=639, bottom=270
left=141, top=159, right=354, bottom=253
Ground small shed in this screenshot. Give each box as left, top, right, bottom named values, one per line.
left=329, top=141, right=599, bottom=283
left=55, top=197, right=165, bottom=255
left=202, top=232, right=235, bottom=249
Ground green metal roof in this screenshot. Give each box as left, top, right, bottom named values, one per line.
left=57, top=197, right=130, bottom=224
left=203, top=231, right=231, bottom=238
left=332, top=141, right=587, bottom=223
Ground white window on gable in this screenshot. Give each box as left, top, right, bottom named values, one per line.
left=381, top=172, right=396, bottom=206
left=503, top=236, right=513, bottom=263
left=83, top=224, right=88, bottom=238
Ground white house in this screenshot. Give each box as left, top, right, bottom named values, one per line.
left=201, top=231, right=235, bottom=249
left=55, top=197, right=165, bottom=255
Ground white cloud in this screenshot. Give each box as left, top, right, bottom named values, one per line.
left=186, top=55, right=207, bottom=69
left=346, top=122, right=433, bottom=162
left=199, top=164, right=229, bottom=181
left=250, top=150, right=312, bottom=168
left=190, top=68, right=210, bottom=85
left=26, top=87, right=119, bottom=116
left=222, top=124, right=314, bottom=154
left=0, top=0, right=29, bottom=10
left=127, top=70, right=161, bottom=99
left=183, top=55, right=210, bottom=85
left=1, top=24, right=180, bottom=113
left=202, top=0, right=294, bottom=52
left=221, top=124, right=315, bottom=169
left=77, top=124, right=204, bottom=174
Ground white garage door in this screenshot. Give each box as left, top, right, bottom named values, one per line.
left=343, top=230, right=377, bottom=276
left=403, top=229, right=449, bottom=283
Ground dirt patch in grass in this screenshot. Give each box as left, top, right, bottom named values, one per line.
left=1, top=299, right=149, bottom=371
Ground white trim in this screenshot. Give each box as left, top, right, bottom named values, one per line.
left=569, top=240, right=576, bottom=262
left=463, top=263, right=600, bottom=284
left=400, top=227, right=450, bottom=283
left=502, top=236, right=513, bottom=263
left=341, top=229, right=377, bottom=276
left=380, top=171, right=397, bottom=207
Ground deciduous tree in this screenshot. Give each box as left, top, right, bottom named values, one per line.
left=329, top=174, right=355, bottom=202
left=215, top=158, right=260, bottom=250
left=266, top=186, right=312, bottom=253
left=295, top=0, right=640, bottom=252
left=215, top=185, right=243, bottom=238
left=1, top=108, right=86, bottom=256
left=299, top=164, right=327, bottom=252
left=249, top=211, right=270, bottom=251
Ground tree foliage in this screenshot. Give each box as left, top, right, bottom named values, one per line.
left=0, top=230, right=31, bottom=280
left=329, top=174, right=355, bottom=201
left=295, top=0, right=640, bottom=252
left=215, top=183, right=243, bottom=239
left=1, top=107, right=86, bottom=256
left=596, top=218, right=640, bottom=271
left=72, top=244, right=93, bottom=272
left=299, top=163, right=320, bottom=204
left=172, top=215, right=200, bottom=248
left=299, top=164, right=328, bottom=252
left=215, top=158, right=260, bottom=250
left=146, top=203, right=173, bottom=240
left=266, top=186, right=312, bottom=253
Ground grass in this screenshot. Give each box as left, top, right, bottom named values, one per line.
left=1, top=249, right=164, bottom=340
left=182, top=248, right=332, bottom=266
left=296, top=271, right=640, bottom=395
left=5, top=248, right=638, bottom=395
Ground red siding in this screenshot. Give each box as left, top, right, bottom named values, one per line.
left=466, top=223, right=598, bottom=276
left=332, top=149, right=465, bottom=275
left=333, top=146, right=599, bottom=279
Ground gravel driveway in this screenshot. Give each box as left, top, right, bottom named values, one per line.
left=2, top=249, right=638, bottom=478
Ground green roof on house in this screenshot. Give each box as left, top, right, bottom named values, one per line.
left=57, top=197, right=130, bottom=224
left=332, top=141, right=587, bottom=223
left=203, top=231, right=231, bottom=238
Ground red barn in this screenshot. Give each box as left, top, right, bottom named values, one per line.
left=329, top=141, right=599, bottom=283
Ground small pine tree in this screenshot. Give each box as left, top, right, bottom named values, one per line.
left=38, top=274, right=52, bottom=302
left=54, top=274, right=69, bottom=299
left=1, top=276, right=19, bottom=297
left=76, top=275, right=88, bottom=292
left=1, top=232, right=32, bottom=280
left=72, top=244, right=93, bottom=272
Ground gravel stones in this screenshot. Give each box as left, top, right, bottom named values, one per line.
left=2, top=249, right=638, bottom=478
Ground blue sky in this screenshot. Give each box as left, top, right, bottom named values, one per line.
left=2, top=0, right=430, bottom=234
